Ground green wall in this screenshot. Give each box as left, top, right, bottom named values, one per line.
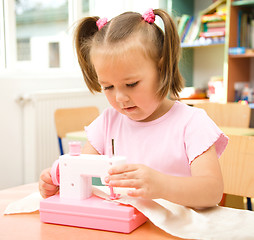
left=171, top=0, right=194, bottom=87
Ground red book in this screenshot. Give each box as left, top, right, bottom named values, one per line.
left=201, top=14, right=225, bottom=23
left=207, top=27, right=225, bottom=33
left=200, top=31, right=225, bottom=38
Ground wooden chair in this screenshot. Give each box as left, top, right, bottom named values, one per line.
left=54, top=106, right=99, bottom=155
left=194, top=102, right=252, bottom=209
left=193, top=102, right=251, bottom=128
left=219, top=134, right=254, bottom=210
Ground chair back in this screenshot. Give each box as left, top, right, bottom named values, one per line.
left=193, top=102, right=251, bottom=127
left=54, top=106, right=99, bottom=154
left=219, top=134, right=254, bottom=198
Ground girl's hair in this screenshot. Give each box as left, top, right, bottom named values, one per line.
left=74, top=9, right=184, bottom=99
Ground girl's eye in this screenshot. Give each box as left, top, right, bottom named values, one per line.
left=104, top=85, right=114, bottom=90
left=126, top=81, right=138, bottom=88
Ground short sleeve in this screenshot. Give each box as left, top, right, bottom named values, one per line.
left=85, top=110, right=106, bottom=155
left=184, top=108, right=228, bottom=164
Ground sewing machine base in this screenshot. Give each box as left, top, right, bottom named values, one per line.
left=40, top=194, right=147, bottom=233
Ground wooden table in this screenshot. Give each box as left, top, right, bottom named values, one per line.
left=66, top=131, right=87, bottom=141
left=220, top=127, right=254, bottom=136
left=0, top=183, right=184, bottom=240
left=66, top=127, right=254, bottom=143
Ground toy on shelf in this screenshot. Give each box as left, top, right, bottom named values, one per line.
left=39, top=142, right=147, bottom=233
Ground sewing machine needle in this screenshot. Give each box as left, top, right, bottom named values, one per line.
left=112, top=139, right=115, bottom=155
left=109, top=139, right=120, bottom=200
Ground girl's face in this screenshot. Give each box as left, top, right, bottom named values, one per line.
left=92, top=49, right=169, bottom=122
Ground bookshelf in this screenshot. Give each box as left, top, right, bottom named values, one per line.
left=173, top=0, right=254, bottom=103
left=181, top=41, right=225, bottom=48
left=231, top=0, right=254, bottom=6
left=229, top=52, right=254, bottom=58
left=171, top=0, right=226, bottom=96
left=227, top=0, right=254, bottom=102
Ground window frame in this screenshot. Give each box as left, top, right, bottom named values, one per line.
left=0, top=0, right=167, bottom=77
left=0, top=0, right=83, bottom=76
left=0, top=0, right=6, bottom=68
left=1, top=0, right=17, bottom=70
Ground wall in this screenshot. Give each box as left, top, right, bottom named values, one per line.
left=193, top=0, right=225, bottom=89
left=193, top=45, right=225, bottom=88
left=171, top=0, right=194, bottom=87
left=171, top=0, right=224, bottom=88
left=1, top=0, right=224, bottom=190
left=0, top=72, right=109, bottom=190
left=1, top=0, right=167, bottom=190
left=90, top=0, right=162, bottom=18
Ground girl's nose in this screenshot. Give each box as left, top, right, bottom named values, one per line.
left=115, top=90, right=129, bottom=103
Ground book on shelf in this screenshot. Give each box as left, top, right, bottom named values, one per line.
left=237, top=10, right=242, bottom=47
left=206, top=27, right=225, bottom=33
left=200, top=31, right=225, bottom=38
left=241, top=13, right=248, bottom=47
left=251, top=19, right=254, bottom=49
left=237, top=10, right=254, bottom=48
left=199, top=2, right=226, bottom=39
left=201, top=13, right=226, bottom=23
left=177, top=0, right=227, bottom=46
left=183, top=18, right=201, bottom=43
left=177, top=14, right=201, bottom=44
left=206, top=21, right=225, bottom=28
left=177, top=14, right=191, bottom=40
left=228, top=47, right=246, bottom=55
left=181, top=16, right=194, bottom=42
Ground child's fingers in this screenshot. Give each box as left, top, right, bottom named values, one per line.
left=40, top=168, right=54, bottom=185
left=108, top=164, right=139, bottom=175
left=39, top=167, right=59, bottom=198
left=109, top=178, right=142, bottom=188
left=39, top=180, right=59, bottom=198
left=40, top=180, right=57, bottom=191
left=40, top=187, right=58, bottom=199
left=108, top=171, right=133, bottom=181
left=106, top=166, right=139, bottom=184
left=127, top=188, right=145, bottom=198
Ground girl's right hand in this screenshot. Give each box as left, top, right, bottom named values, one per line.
left=39, top=168, right=59, bottom=198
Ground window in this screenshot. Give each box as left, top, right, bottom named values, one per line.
left=17, top=38, right=30, bottom=61
left=48, top=42, right=60, bottom=68
left=0, top=0, right=87, bottom=71
left=82, top=0, right=89, bottom=14
left=0, top=0, right=167, bottom=73
left=15, top=0, right=69, bottom=69
left=0, top=0, right=6, bottom=68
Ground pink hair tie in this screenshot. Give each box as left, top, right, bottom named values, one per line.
left=142, top=8, right=155, bottom=24
left=96, top=17, right=108, bottom=30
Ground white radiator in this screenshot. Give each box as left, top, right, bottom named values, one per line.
left=17, top=89, right=108, bottom=183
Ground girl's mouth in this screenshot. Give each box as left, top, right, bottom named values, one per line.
left=123, top=106, right=137, bottom=112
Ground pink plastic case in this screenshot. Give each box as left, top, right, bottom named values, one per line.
left=40, top=194, right=147, bottom=233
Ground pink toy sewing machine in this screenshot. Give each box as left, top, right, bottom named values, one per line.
left=39, top=142, right=147, bottom=233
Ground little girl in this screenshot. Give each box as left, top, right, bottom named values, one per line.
left=39, top=8, right=228, bottom=208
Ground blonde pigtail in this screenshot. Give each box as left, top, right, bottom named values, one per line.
left=153, top=9, right=184, bottom=99
left=74, top=16, right=101, bottom=93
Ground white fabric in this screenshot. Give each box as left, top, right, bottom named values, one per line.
left=94, top=186, right=254, bottom=240
left=4, top=192, right=42, bottom=215
left=4, top=186, right=254, bottom=240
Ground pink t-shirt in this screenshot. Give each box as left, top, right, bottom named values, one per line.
left=85, top=101, right=228, bottom=177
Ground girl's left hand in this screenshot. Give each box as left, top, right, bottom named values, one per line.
left=105, top=164, right=164, bottom=199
